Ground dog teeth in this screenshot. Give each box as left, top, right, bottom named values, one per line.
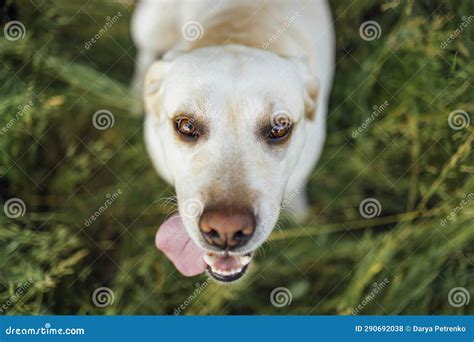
left=239, top=255, right=251, bottom=265
left=211, top=267, right=243, bottom=276
left=204, top=253, right=252, bottom=276
left=203, top=254, right=217, bottom=266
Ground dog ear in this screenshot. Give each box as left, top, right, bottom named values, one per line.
left=144, top=60, right=171, bottom=116
left=288, top=57, right=319, bottom=120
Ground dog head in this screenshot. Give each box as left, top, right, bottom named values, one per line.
left=145, top=45, right=318, bottom=282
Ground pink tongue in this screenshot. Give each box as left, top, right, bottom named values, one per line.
left=214, top=255, right=241, bottom=271
left=155, top=215, right=207, bottom=277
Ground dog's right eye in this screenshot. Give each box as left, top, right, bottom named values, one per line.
left=175, top=116, right=200, bottom=140
left=266, top=116, right=292, bottom=144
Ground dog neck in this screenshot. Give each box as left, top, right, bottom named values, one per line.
left=176, top=2, right=309, bottom=58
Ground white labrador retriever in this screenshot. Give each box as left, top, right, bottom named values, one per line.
left=131, top=0, right=335, bottom=282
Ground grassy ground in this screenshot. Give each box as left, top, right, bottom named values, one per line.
left=0, top=0, right=473, bottom=315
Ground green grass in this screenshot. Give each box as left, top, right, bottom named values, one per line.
left=0, top=0, right=473, bottom=315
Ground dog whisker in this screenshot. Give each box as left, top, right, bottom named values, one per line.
left=160, top=195, right=178, bottom=205
left=157, top=195, right=179, bottom=211
left=163, top=208, right=180, bottom=221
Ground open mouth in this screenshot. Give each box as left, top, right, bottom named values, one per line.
left=155, top=214, right=255, bottom=280
left=204, top=253, right=252, bottom=282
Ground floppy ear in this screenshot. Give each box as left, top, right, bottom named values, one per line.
left=288, top=57, right=319, bottom=120
left=144, top=60, right=171, bottom=116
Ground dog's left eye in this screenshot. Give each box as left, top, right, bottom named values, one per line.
left=175, top=117, right=200, bottom=140
left=267, top=118, right=292, bottom=142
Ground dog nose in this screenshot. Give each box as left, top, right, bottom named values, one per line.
left=199, top=208, right=255, bottom=249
